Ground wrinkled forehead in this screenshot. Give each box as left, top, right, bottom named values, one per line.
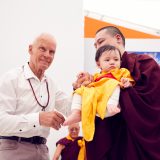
left=33, top=34, right=56, bottom=48
left=39, top=39, right=56, bottom=48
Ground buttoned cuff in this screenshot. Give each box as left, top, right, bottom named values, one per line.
left=25, top=112, right=40, bottom=129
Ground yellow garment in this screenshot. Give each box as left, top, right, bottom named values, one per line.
left=75, top=68, right=134, bottom=141
left=77, top=138, right=86, bottom=160
left=66, top=134, right=74, bottom=141
left=66, top=135, right=86, bottom=160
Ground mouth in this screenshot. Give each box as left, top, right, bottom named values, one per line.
left=40, top=60, right=50, bottom=66
left=109, top=66, right=116, bottom=69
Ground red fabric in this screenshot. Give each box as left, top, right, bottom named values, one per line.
left=94, top=73, right=116, bottom=82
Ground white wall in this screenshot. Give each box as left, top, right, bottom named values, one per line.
left=0, top=0, right=83, bottom=158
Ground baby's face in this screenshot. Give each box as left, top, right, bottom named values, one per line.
left=97, top=50, right=121, bottom=72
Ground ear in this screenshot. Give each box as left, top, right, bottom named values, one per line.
left=115, top=34, right=122, bottom=43
left=28, top=45, right=32, bottom=55
left=96, top=61, right=101, bottom=69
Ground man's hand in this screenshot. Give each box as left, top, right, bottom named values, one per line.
left=39, top=111, right=65, bottom=130
left=72, top=72, right=93, bottom=90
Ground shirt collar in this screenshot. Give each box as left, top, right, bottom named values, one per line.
left=23, top=63, right=47, bottom=81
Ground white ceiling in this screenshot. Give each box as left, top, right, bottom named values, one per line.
left=84, top=0, right=160, bottom=31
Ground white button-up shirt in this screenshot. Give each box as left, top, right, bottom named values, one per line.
left=0, top=63, right=70, bottom=138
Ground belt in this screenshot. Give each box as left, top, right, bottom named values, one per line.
left=0, top=136, right=47, bottom=144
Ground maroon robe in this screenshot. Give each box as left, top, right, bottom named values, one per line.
left=56, top=136, right=82, bottom=160
left=85, top=52, right=160, bottom=160
left=118, top=52, right=160, bottom=160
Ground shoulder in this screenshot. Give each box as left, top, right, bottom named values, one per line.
left=134, top=53, right=158, bottom=69
left=127, top=52, right=155, bottom=63
left=74, top=136, right=83, bottom=142
left=0, top=67, right=22, bottom=84
left=56, top=137, right=72, bottom=146
left=76, top=136, right=83, bottom=140
left=122, top=52, right=159, bottom=71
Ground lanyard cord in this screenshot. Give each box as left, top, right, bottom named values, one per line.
left=28, top=79, right=50, bottom=111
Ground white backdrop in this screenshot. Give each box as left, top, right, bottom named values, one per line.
left=84, top=0, right=160, bottom=30
left=0, top=0, right=83, bottom=158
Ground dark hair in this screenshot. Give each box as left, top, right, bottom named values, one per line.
left=96, top=26, right=125, bottom=47
left=95, top=45, right=121, bottom=62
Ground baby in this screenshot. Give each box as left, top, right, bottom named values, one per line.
left=63, top=45, right=134, bottom=140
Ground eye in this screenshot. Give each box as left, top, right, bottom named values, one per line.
left=96, top=39, right=104, bottom=46
left=98, top=40, right=104, bottom=44
left=49, top=50, right=55, bottom=56
left=39, top=47, right=46, bottom=52
left=70, top=128, right=79, bottom=132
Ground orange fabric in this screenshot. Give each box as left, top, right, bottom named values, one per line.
left=85, top=17, right=160, bottom=39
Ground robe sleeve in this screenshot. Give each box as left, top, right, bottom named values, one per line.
left=120, top=53, right=160, bottom=159
left=56, top=137, right=71, bottom=146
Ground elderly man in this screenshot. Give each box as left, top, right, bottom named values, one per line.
left=53, top=123, right=85, bottom=160
left=0, top=33, right=70, bottom=160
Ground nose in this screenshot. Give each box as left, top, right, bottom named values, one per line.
left=109, top=60, right=115, bottom=65
left=44, top=50, right=52, bottom=58
left=96, top=44, right=103, bottom=50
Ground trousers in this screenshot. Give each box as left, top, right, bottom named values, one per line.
left=0, top=139, right=49, bottom=160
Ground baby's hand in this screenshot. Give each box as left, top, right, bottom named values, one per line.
left=107, top=105, right=121, bottom=116
left=120, top=78, right=132, bottom=88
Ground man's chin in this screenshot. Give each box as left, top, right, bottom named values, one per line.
left=40, top=65, right=49, bottom=71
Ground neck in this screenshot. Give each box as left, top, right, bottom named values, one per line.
left=29, top=63, right=44, bottom=80
left=67, top=134, right=77, bottom=141
left=119, top=47, right=125, bottom=56
left=36, top=70, right=44, bottom=80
